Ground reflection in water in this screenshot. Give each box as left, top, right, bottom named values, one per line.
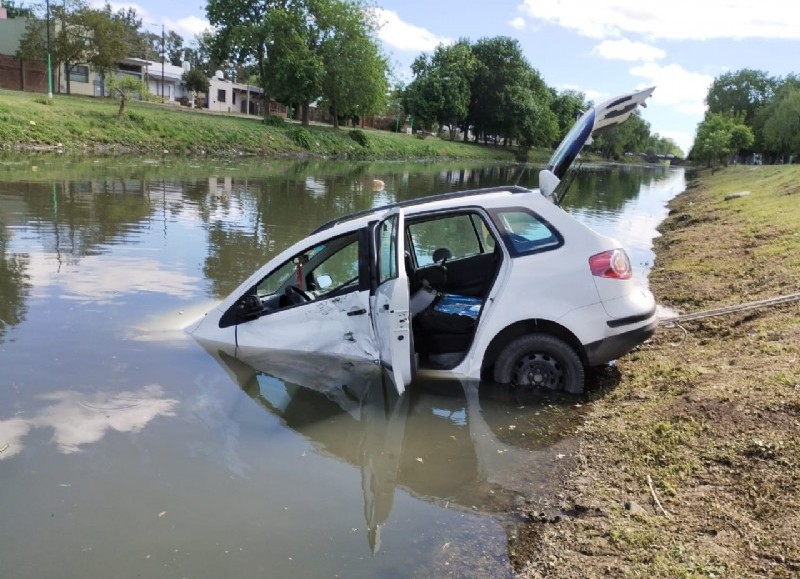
left=202, top=344, right=583, bottom=554
left=0, top=158, right=684, bottom=577
left=0, top=384, right=178, bottom=459
left=25, top=253, right=200, bottom=303
left=0, top=224, right=29, bottom=344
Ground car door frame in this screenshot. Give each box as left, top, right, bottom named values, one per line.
left=369, top=207, right=414, bottom=394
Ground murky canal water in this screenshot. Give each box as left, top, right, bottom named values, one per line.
left=0, top=156, right=684, bottom=578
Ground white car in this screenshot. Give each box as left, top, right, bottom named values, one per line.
left=188, top=87, right=658, bottom=395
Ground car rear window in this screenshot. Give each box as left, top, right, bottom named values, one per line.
left=494, top=210, right=562, bottom=255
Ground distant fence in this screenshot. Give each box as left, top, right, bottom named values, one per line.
left=0, top=55, right=47, bottom=93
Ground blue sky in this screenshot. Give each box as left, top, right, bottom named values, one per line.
left=98, top=0, right=800, bottom=155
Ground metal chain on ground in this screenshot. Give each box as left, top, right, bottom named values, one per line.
left=658, top=291, right=800, bottom=326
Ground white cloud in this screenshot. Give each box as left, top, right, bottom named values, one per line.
left=166, top=16, right=212, bottom=41
left=369, top=8, right=452, bottom=52
left=509, top=17, right=527, bottom=30
left=519, top=0, right=800, bottom=40
left=592, top=39, right=665, bottom=62
left=87, top=1, right=209, bottom=43
left=90, top=0, right=146, bottom=16
left=555, top=83, right=605, bottom=103
left=629, top=62, right=713, bottom=115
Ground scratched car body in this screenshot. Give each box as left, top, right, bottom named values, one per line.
left=188, top=87, right=658, bottom=394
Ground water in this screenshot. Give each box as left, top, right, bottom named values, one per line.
left=0, top=156, right=684, bottom=578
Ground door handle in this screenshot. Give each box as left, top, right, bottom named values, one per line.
left=347, top=308, right=367, bottom=316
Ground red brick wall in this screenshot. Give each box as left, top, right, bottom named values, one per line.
left=0, top=55, right=47, bottom=93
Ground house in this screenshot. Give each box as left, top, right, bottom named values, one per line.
left=0, top=11, right=286, bottom=118
left=206, top=71, right=278, bottom=116
left=114, top=58, right=191, bottom=103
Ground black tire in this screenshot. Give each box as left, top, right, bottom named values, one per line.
left=493, top=334, right=585, bottom=394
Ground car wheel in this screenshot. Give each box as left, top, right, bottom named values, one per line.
left=493, top=334, right=585, bottom=394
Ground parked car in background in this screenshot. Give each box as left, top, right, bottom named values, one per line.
left=188, top=87, right=658, bottom=395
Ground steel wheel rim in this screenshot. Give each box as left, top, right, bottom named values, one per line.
left=512, top=352, right=563, bottom=389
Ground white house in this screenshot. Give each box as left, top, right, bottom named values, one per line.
left=206, top=71, right=267, bottom=115
left=115, top=58, right=191, bottom=103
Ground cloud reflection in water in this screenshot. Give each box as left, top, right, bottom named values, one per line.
left=0, top=384, right=178, bottom=458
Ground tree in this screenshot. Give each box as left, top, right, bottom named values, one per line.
left=206, top=0, right=281, bottom=116
left=404, top=40, right=475, bottom=138
left=762, top=87, right=800, bottom=159
left=144, top=29, right=186, bottom=66
left=182, top=67, right=210, bottom=107
left=318, top=0, right=389, bottom=129
left=262, top=4, right=324, bottom=125
left=706, top=68, right=778, bottom=148
left=113, top=6, right=152, bottom=60
left=187, top=31, right=222, bottom=77
left=646, top=133, right=684, bottom=158
left=467, top=37, right=552, bottom=146
left=550, top=89, right=590, bottom=145
left=18, top=0, right=128, bottom=94
left=706, top=68, right=777, bottom=125
left=106, top=74, right=145, bottom=117
left=595, top=111, right=651, bottom=160
left=261, top=0, right=386, bottom=127
left=690, top=112, right=754, bottom=167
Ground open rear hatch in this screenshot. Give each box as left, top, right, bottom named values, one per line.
left=539, top=86, right=655, bottom=204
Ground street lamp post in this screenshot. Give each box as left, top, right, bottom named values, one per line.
left=45, top=0, right=52, bottom=98
left=160, top=24, right=164, bottom=101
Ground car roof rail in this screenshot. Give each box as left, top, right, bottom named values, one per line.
left=311, top=185, right=532, bottom=234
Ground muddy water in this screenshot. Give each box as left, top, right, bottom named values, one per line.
left=0, top=157, right=683, bottom=578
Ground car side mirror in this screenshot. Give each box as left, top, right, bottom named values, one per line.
left=236, top=294, right=263, bottom=319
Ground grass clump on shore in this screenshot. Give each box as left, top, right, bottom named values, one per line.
left=0, top=88, right=539, bottom=162
left=515, top=165, right=800, bottom=578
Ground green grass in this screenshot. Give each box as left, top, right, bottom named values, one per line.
left=0, top=88, right=543, bottom=161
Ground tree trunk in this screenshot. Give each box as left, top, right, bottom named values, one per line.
left=117, top=96, right=126, bottom=118
left=301, top=101, right=310, bottom=126
left=332, top=102, right=339, bottom=129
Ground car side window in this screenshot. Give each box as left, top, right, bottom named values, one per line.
left=255, top=232, right=361, bottom=300
left=310, top=239, right=360, bottom=296
left=407, top=213, right=494, bottom=265
left=495, top=210, right=562, bottom=255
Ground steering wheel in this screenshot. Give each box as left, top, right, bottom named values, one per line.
left=284, top=285, right=313, bottom=305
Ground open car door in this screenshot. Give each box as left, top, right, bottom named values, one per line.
left=370, top=208, right=414, bottom=395
left=539, top=86, right=656, bottom=203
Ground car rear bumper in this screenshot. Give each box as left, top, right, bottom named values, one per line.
left=583, top=316, right=658, bottom=366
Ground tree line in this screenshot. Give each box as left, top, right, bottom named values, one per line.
left=403, top=36, right=682, bottom=158
left=691, top=68, right=800, bottom=166
left=5, top=0, right=683, bottom=156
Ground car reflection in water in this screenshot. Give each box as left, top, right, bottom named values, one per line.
left=200, top=343, right=584, bottom=554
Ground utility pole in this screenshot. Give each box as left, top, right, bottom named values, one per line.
left=45, top=0, right=52, bottom=98
left=161, top=24, right=165, bottom=101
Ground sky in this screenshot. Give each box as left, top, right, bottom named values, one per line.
left=94, top=0, right=800, bottom=156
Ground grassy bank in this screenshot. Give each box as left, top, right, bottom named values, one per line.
left=515, top=165, right=800, bottom=577
left=0, top=89, right=537, bottom=161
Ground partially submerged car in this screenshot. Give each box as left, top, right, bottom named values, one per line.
left=188, top=87, right=658, bottom=395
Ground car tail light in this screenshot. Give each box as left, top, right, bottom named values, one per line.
left=589, top=249, right=632, bottom=280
